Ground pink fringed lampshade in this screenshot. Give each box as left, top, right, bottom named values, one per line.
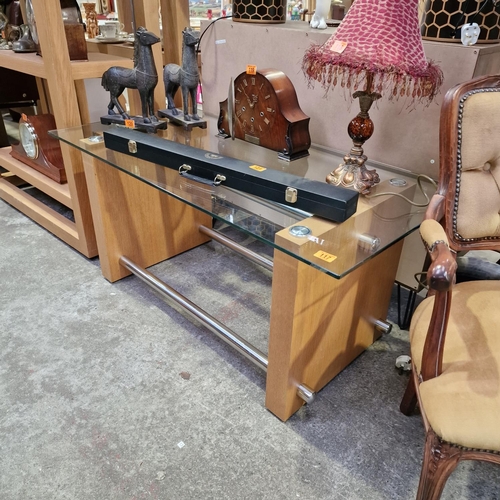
left=302, top=0, right=443, bottom=103
left=302, top=0, right=443, bottom=194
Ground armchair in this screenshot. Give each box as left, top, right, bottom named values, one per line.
left=400, top=74, right=500, bottom=500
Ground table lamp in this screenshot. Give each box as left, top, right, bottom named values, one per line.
left=302, top=0, right=443, bottom=194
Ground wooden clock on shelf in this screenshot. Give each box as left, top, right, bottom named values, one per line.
left=10, top=113, right=67, bottom=184
left=218, top=68, right=311, bottom=161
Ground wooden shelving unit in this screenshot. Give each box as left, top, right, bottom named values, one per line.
left=0, top=49, right=131, bottom=80
left=0, top=148, right=71, bottom=207
left=0, top=0, right=135, bottom=257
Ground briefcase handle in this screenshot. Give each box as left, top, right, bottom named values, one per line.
left=179, top=164, right=227, bottom=186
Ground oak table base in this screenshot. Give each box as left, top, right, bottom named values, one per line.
left=266, top=241, right=403, bottom=420
left=81, top=149, right=404, bottom=421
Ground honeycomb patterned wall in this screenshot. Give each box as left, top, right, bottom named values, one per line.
left=421, top=0, right=500, bottom=42
left=232, top=0, right=286, bottom=23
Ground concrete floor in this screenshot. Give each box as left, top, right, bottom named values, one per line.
left=1, top=198, right=499, bottom=500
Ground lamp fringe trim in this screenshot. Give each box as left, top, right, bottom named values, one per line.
left=302, top=45, right=444, bottom=105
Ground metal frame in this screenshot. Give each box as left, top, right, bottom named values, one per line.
left=119, top=228, right=318, bottom=405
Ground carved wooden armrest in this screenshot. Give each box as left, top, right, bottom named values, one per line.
left=420, top=219, right=457, bottom=292
left=420, top=220, right=457, bottom=380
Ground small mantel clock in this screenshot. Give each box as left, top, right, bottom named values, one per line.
left=10, top=114, right=67, bottom=184
left=218, top=69, right=311, bottom=161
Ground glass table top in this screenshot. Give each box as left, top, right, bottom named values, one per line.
left=52, top=117, right=429, bottom=279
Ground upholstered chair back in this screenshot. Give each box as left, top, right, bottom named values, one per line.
left=440, top=77, right=500, bottom=252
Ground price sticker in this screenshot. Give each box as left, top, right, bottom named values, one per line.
left=330, top=40, right=348, bottom=54
left=314, top=250, right=337, bottom=263
left=124, top=119, right=135, bottom=129
left=249, top=165, right=266, bottom=172
left=246, top=65, right=257, bottom=75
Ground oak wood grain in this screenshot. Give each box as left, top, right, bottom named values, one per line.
left=266, top=240, right=404, bottom=420
left=0, top=147, right=72, bottom=208
left=80, top=141, right=212, bottom=282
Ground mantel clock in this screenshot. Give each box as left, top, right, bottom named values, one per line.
left=10, top=114, right=67, bottom=184
left=218, top=69, right=311, bottom=161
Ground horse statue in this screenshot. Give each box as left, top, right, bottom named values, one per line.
left=101, top=27, right=160, bottom=124
left=163, top=28, right=200, bottom=121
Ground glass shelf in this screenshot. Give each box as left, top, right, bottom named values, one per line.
left=52, top=116, right=426, bottom=279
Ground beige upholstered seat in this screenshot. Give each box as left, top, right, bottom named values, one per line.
left=400, top=75, right=500, bottom=500
left=411, top=280, right=500, bottom=451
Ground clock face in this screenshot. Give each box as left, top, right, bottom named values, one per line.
left=219, top=68, right=310, bottom=160
left=10, top=113, right=67, bottom=183
left=234, top=72, right=279, bottom=142
left=19, top=121, right=39, bottom=159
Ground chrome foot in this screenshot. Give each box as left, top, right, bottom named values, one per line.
left=297, top=384, right=315, bottom=404
left=374, top=319, right=392, bottom=334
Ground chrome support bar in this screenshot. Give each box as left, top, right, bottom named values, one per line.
left=119, top=255, right=269, bottom=372
left=297, top=384, right=316, bottom=404
left=374, top=319, right=392, bottom=334
left=199, top=225, right=274, bottom=272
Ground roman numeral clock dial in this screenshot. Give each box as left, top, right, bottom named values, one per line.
left=219, top=69, right=311, bottom=161
left=235, top=73, right=276, bottom=141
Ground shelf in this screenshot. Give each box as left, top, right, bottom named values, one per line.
left=0, top=175, right=79, bottom=245
left=86, top=39, right=135, bottom=60
left=0, top=147, right=72, bottom=208
left=0, top=0, right=160, bottom=258
left=0, top=50, right=134, bottom=80
left=0, top=144, right=79, bottom=247
left=0, top=51, right=46, bottom=78
left=70, top=52, right=134, bottom=80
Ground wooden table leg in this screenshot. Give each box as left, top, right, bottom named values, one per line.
left=81, top=150, right=211, bottom=282
left=265, top=239, right=404, bottom=421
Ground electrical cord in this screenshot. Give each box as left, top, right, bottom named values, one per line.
left=196, top=15, right=233, bottom=52
left=192, top=15, right=233, bottom=102
left=365, top=174, right=437, bottom=207
left=412, top=271, right=429, bottom=290
left=467, top=0, right=497, bottom=24
left=451, top=0, right=473, bottom=37
left=451, top=0, right=499, bottom=38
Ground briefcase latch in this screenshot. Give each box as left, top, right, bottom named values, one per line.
left=179, top=164, right=192, bottom=174
left=128, top=140, right=137, bottom=153
left=285, top=187, right=298, bottom=203
left=213, top=174, right=226, bottom=186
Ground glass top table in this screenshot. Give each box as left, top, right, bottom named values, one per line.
left=52, top=116, right=427, bottom=279
left=52, top=116, right=431, bottom=421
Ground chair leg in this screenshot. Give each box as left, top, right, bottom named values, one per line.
left=416, top=430, right=462, bottom=500
left=400, top=369, right=418, bottom=415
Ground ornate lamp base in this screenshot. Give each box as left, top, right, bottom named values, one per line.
left=326, top=84, right=381, bottom=195
left=327, top=152, right=380, bottom=195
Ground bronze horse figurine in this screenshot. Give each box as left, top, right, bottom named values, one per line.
left=163, top=28, right=200, bottom=121
left=101, top=27, right=160, bottom=124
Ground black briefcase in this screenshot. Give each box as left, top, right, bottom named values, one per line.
left=103, top=127, right=358, bottom=223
